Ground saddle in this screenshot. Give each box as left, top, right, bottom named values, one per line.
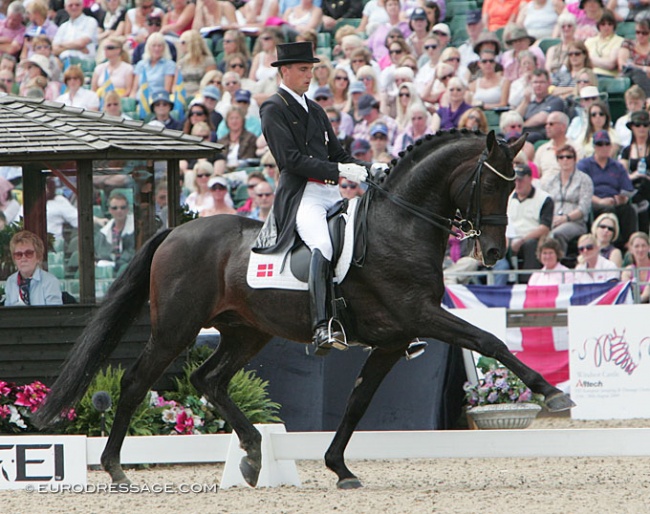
left=289, top=199, right=348, bottom=282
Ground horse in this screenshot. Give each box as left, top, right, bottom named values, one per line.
left=35, top=129, right=574, bottom=489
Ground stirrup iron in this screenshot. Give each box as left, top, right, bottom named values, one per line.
left=328, top=318, right=348, bottom=351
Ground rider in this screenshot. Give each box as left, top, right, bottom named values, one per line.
left=257, top=42, right=369, bottom=353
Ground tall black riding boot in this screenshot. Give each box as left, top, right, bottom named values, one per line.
left=309, top=249, right=345, bottom=354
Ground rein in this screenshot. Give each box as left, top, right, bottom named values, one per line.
left=365, top=147, right=514, bottom=240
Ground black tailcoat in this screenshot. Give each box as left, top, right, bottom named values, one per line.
left=256, top=88, right=363, bottom=254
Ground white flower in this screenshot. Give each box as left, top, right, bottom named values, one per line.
left=9, top=405, right=27, bottom=429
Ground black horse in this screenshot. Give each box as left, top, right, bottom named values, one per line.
left=35, top=130, right=573, bottom=489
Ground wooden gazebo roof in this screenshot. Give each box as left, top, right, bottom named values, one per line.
left=0, top=95, right=222, bottom=163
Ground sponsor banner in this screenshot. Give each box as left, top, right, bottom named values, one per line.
left=569, top=304, right=650, bottom=420
left=0, top=436, right=86, bottom=490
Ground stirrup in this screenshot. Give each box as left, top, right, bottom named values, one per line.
left=327, top=318, right=348, bottom=351
left=405, top=339, right=427, bottom=360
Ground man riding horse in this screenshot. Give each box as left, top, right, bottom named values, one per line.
left=256, top=42, right=371, bottom=353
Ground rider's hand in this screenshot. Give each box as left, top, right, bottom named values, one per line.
left=338, top=163, right=368, bottom=183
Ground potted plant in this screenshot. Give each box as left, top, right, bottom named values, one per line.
left=463, top=357, right=544, bottom=430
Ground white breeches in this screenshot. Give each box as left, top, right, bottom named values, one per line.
left=295, top=182, right=341, bottom=261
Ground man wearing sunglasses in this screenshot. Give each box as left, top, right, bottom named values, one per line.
left=578, top=130, right=637, bottom=245
left=95, top=191, right=135, bottom=273
left=257, top=42, right=370, bottom=354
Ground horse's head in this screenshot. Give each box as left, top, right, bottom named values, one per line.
left=454, top=130, right=526, bottom=266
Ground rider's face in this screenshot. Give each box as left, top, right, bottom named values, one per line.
left=281, top=63, right=313, bottom=96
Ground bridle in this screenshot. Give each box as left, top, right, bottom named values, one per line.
left=365, top=144, right=515, bottom=240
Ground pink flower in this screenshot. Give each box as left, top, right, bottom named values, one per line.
left=174, top=409, right=195, bottom=435
left=0, top=404, right=10, bottom=419
left=0, top=381, right=12, bottom=397
left=15, top=382, right=50, bottom=413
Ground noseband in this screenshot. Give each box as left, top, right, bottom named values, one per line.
left=366, top=145, right=515, bottom=239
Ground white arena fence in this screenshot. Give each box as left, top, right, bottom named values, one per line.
left=5, top=425, right=650, bottom=490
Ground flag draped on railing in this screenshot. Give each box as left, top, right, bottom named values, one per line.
left=443, top=281, right=633, bottom=385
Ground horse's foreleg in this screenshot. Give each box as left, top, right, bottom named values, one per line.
left=325, top=346, right=404, bottom=489
left=101, top=336, right=193, bottom=483
left=190, top=326, right=271, bottom=488
left=430, top=309, right=574, bottom=411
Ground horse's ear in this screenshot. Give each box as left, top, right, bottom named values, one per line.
left=486, top=130, right=497, bottom=152
left=509, top=132, right=527, bottom=157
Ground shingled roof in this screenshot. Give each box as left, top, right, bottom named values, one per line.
left=0, top=95, right=223, bottom=163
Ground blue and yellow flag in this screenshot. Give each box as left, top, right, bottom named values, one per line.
left=97, top=68, right=115, bottom=110
left=137, top=68, right=151, bottom=120
left=172, top=70, right=187, bottom=122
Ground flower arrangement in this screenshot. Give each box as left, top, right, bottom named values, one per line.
left=0, top=380, right=75, bottom=433
left=463, top=357, right=543, bottom=408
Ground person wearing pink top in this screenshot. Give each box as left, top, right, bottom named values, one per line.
left=528, top=238, right=574, bottom=285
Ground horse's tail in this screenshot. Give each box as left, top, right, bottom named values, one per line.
left=33, top=228, right=173, bottom=428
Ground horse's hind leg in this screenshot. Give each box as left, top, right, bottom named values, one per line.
left=190, top=326, right=271, bottom=487
left=101, top=334, right=194, bottom=483
left=325, top=346, right=404, bottom=489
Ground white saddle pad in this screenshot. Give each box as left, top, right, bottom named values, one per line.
left=246, top=197, right=359, bottom=291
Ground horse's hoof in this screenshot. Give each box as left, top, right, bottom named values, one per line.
left=239, top=456, right=261, bottom=487
left=545, top=392, right=576, bottom=412
left=337, top=477, right=363, bottom=489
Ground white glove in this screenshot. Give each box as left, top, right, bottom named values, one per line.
left=338, top=163, right=368, bottom=183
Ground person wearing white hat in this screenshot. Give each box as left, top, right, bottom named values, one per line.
left=566, top=84, right=602, bottom=141
left=200, top=176, right=236, bottom=217
left=19, top=53, right=60, bottom=100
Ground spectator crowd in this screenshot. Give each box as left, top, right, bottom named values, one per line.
left=1, top=0, right=650, bottom=303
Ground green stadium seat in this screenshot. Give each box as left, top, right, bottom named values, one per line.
left=317, top=46, right=332, bottom=59
left=483, top=109, right=501, bottom=132
left=121, top=97, right=137, bottom=113
left=534, top=139, right=549, bottom=151
left=445, top=1, right=478, bottom=20
left=537, top=38, right=560, bottom=54
left=616, top=22, right=636, bottom=39
left=317, top=32, right=331, bottom=49
left=48, top=264, right=65, bottom=279
left=597, top=77, right=630, bottom=122
left=334, top=18, right=361, bottom=35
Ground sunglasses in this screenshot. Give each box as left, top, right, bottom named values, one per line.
left=109, top=205, right=128, bottom=210
left=557, top=154, right=574, bottom=160
left=637, top=31, right=650, bottom=36
left=444, top=57, right=460, bottom=62
left=211, top=185, right=227, bottom=191
left=591, top=112, right=605, bottom=117
left=334, top=76, right=349, bottom=81
left=147, top=18, right=162, bottom=25
left=389, top=49, right=403, bottom=55
left=264, top=163, right=276, bottom=168
left=13, top=249, right=35, bottom=259
left=340, top=184, right=357, bottom=189
left=598, top=224, right=615, bottom=232
left=632, top=122, right=650, bottom=127
left=594, top=141, right=611, bottom=146
left=256, top=192, right=273, bottom=197
left=371, top=134, right=387, bottom=139
left=578, top=244, right=595, bottom=252
left=424, top=44, right=438, bottom=50
left=598, top=21, right=614, bottom=26
left=315, top=96, right=329, bottom=101
left=399, top=92, right=410, bottom=97
left=230, top=63, right=244, bottom=68
left=568, top=51, right=583, bottom=57
left=104, top=45, right=120, bottom=50
left=432, top=31, right=447, bottom=37
left=197, top=173, right=211, bottom=178
left=480, top=59, right=495, bottom=64
left=190, top=111, right=206, bottom=116
left=328, top=117, right=341, bottom=123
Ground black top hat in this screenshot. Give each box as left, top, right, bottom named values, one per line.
left=271, top=42, right=320, bottom=67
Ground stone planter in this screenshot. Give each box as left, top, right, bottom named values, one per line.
left=467, top=403, right=542, bottom=430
